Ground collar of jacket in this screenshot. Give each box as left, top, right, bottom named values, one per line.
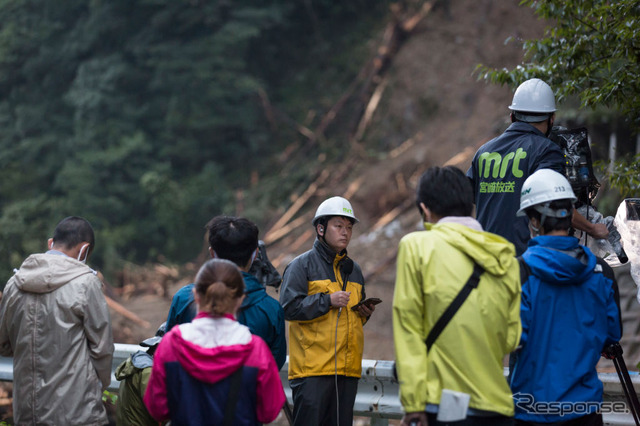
left=505, top=121, right=546, bottom=138
left=239, top=272, right=267, bottom=310
left=524, top=235, right=596, bottom=285
left=527, top=235, right=591, bottom=266
left=194, top=311, right=235, bottom=321
left=313, top=238, right=347, bottom=264
left=241, top=271, right=264, bottom=294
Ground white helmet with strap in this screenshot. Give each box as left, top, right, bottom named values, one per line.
left=312, top=196, right=358, bottom=226
left=509, top=78, right=556, bottom=122
left=517, top=169, right=576, bottom=219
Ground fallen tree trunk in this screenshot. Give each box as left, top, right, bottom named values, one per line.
left=349, top=0, right=437, bottom=141
left=105, top=295, right=150, bottom=329
left=371, top=198, right=414, bottom=232
left=264, top=169, right=330, bottom=243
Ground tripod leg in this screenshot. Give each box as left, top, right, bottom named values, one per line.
left=613, top=353, right=640, bottom=426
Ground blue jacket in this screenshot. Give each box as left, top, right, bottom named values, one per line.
left=166, top=283, right=196, bottom=332
left=510, top=236, right=621, bottom=423
left=466, top=122, right=564, bottom=255
left=237, top=273, right=287, bottom=370
left=165, top=272, right=286, bottom=370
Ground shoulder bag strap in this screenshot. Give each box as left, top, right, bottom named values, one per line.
left=223, top=367, right=244, bottom=426
left=517, top=255, right=531, bottom=284
left=426, top=262, right=484, bottom=352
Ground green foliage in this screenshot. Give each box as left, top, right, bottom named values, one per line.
left=606, top=153, right=640, bottom=197
left=475, top=0, right=640, bottom=195
left=102, top=389, right=118, bottom=406
left=0, top=0, right=389, bottom=280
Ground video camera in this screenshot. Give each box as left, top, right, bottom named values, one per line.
left=248, top=240, right=282, bottom=289
left=549, top=127, right=628, bottom=264
left=549, top=126, right=599, bottom=205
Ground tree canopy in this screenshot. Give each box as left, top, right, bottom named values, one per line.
left=476, top=0, right=640, bottom=195
left=0, top=0, right=387, bottom=280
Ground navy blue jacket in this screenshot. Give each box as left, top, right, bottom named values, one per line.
left=467, top=122, right=564, bottom=255
left=165, top=272, right=287, bottom=370
left=510, top=236, right=621, bottom=423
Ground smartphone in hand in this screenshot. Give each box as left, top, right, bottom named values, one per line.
left=351, top=297, right=382, bottom=311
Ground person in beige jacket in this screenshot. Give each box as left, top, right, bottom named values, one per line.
left=0, top=216, right=114, bottom=425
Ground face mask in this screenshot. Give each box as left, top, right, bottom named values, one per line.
left=529, top=221, right=541, bottom=238
left=77, top=243, right=90, bottom=263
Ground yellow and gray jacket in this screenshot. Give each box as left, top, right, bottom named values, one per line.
left=280, top=239, right=366, bottom=380
left=393, top=220, right=521, bottom=416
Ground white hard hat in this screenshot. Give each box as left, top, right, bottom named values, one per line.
left=312, top=196, right=359, bottom=225
left=508, top=78, right=556, bottom=120
left=517, top=169, right=577, bottom=217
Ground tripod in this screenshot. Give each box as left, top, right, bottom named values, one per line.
left=602, top=343, right=640, bottom=425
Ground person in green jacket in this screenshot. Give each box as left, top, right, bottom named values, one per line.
left=393, top=166, right=522, bottom=426
left=115, top=324, right=166, bottom=426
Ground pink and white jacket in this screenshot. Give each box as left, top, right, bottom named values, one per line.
left=144, top=312, right=285, bottom=425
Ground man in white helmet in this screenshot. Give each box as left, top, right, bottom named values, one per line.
left=279, top=196, right=376, bottom=426
left=510, top=169, right=621, bottom=426
left=466, top=78, right=608, bottom=256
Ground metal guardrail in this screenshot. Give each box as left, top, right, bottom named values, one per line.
left=0, top=344, right=636, bottom=425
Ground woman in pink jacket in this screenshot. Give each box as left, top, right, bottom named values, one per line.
left=144, top=258, right=285, bottom=425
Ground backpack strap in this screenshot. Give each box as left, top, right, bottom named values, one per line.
left=517, top=256, right=531, bottom=284
left=223, top=367, right=244, bottom=426
left=426, top=262, right=484, bottom=352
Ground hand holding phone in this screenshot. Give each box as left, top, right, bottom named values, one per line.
left=351, top=297, right=382, bottom=311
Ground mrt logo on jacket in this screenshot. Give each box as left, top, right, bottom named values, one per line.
left=478, top=148, right=527, bottom=194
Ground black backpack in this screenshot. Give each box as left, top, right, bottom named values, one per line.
left=248, top=240, right=282, bottom=289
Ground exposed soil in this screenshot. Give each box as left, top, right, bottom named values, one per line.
left=113, top=0, right=550, bottom=361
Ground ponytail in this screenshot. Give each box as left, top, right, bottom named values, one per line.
left=194, top=258, right=245, bottom=316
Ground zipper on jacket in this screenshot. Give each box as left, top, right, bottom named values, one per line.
left=31, top=294, right=38, bottom=423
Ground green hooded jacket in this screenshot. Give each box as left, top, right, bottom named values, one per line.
left=393, top=220, right=521, bottom=415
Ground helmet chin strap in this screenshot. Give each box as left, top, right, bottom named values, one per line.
left=530, top=202, right=572, bottom=237
left=535, top=205, right=551, bottom=236
left=545, top=115, right=553, bottom=137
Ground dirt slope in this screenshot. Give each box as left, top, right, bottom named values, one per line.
left=264, top=0, right=548, bottom=361
left=112, top=1, right=550, bottom=362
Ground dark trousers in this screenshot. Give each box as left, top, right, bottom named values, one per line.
left=290, top=375, right=358, bottom=426
left=515, top=412, right=603, bottom=426
left=427, top=413, right=514, bottom=426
